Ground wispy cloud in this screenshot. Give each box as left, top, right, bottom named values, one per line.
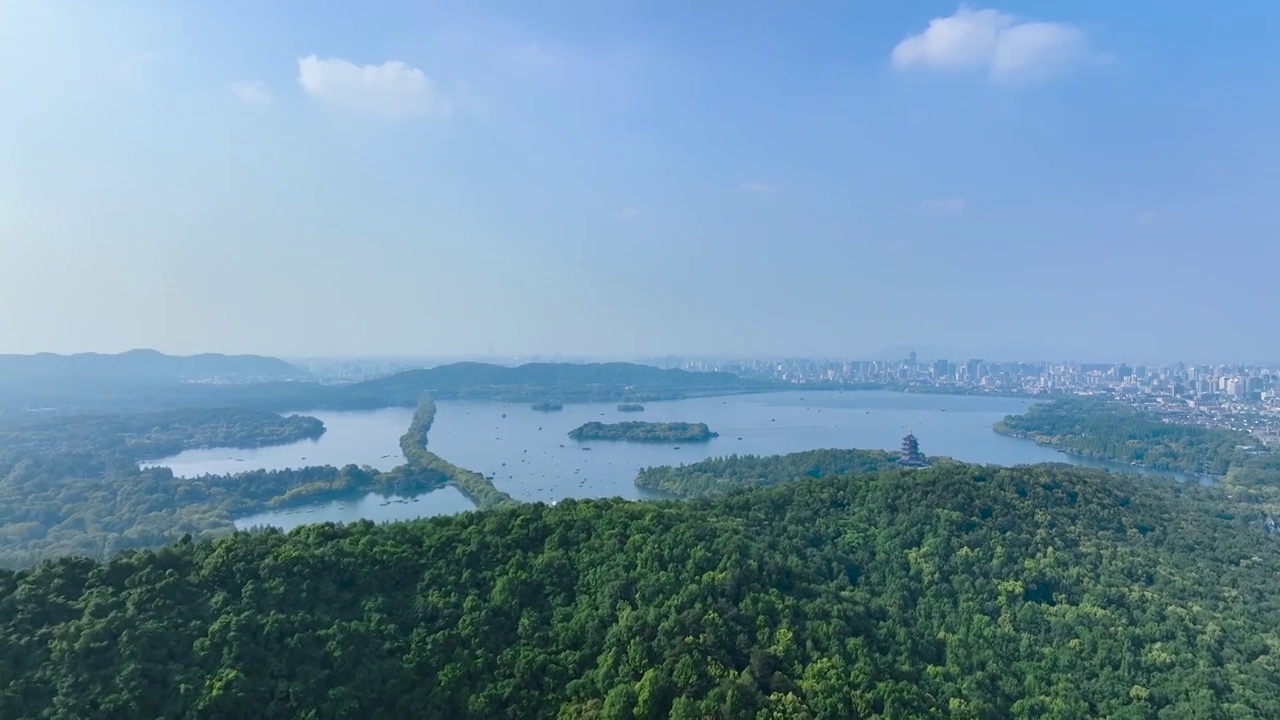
left=298, top=56, right=451, bottom=119
left=619, top=206, right=639, bottom=221
left=892, top=6, right=1099, bottom=82
left=919, top=197, right=969, bottom=214
left=228, top=80, right=271, bottom=105
left=742, top=181, right=776, bottom=195
left=1134, top=210, right=1158, bottom=226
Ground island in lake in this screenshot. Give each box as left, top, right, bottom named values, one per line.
left=568, top=421, right=718, bottom=443
left=531, top=401, right=564, bottom=412
left=616, top=403, right=645, bottom=412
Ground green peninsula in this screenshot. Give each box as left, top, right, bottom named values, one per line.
left=0, top=397, right=509, bottom=567
left=993, top=396, right=1280, bottom=518
left=993, top=397, right=1252, bottom=476
left=569, top=420, right=718, bottom=443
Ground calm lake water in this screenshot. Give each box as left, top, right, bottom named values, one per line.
left=145, top=391, right=1176, bottom=531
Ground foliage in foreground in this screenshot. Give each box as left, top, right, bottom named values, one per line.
left=4, top=462, right=1280, bottom=719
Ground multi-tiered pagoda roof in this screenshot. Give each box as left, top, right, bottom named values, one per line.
left=899, top=430, right=926, bottom=467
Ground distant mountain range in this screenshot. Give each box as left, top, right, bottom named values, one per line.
left=352, top=361, right=744, bottom=397
left=0, top=349, right=305, bottom=388
left=0, top=355, right=766, bottom=413
left=278, top=361, right=760, bottom=410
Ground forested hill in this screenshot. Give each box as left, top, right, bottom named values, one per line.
left=0, top=360, right=765, bottom=413
left=4, top=463, right=1280, bottom=718
left=0, top=348, right=302, bottom=387
left=351, top=361, right=753, bottom=404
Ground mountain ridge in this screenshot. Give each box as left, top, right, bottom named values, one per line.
left=0, top=348, right=304, bottom=386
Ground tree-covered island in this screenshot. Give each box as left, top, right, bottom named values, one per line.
left=616, top=403, right=645, bottom=412
left=531, top=401, right=564, bottom=412
left=569, top=421, right=718, bottom=443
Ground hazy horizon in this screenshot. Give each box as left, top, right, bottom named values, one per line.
left=4, top=2, right=1279, bottom=361
left=0, top=345, right=1264, bottom=368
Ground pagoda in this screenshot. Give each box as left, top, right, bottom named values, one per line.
left=899, top=429, right=926, bottom=467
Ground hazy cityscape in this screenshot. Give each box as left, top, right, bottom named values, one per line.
left=289, top=352, right=1280, bottom=448
left=668, top=355, right=1280, bottom=446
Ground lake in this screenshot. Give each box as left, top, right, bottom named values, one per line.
left=145, top=391, right=1177, bottom=530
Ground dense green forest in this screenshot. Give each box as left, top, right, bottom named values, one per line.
left=635, top=448, right=903, bottom=497
left=993, top=397, right=1252, bottom=476
left=570, top=421, right=719, bottom=443
left=0, top=399, right=504, bottom=567
left=4, top=462, right=1280, bottom=718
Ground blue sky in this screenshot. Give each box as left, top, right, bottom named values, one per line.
left=2, top=1, right=1278, bottom=362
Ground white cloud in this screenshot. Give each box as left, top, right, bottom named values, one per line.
left=1134, top=210, right=1158, bottom=226
left=228, top=80, right=271, bottom=105
left=742, top=181, right=776, bottom=195
left=892, top=6, right=1094, bottom=82
left=919, top=198, right=968, bottom=214
left=619, top=207, right=639, bottom=221
left=297, top=55, right=451, bottom=119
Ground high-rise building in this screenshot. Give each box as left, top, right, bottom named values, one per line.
left=932, top=359, right=951, bottom=380
left=966, top=359, right=983, bottom=379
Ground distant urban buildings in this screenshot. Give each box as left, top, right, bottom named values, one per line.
left=297, top=351, right=1280, bottom=448
left=646, top=354, right=1280, bottom=447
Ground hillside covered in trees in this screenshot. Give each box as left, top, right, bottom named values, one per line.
left=3, top=462, right=1280, bottom=718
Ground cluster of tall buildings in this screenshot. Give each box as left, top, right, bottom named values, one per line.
left=655, top=354, right=1280, bottom=445
left=661, top=355, right=1280, bottom=402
